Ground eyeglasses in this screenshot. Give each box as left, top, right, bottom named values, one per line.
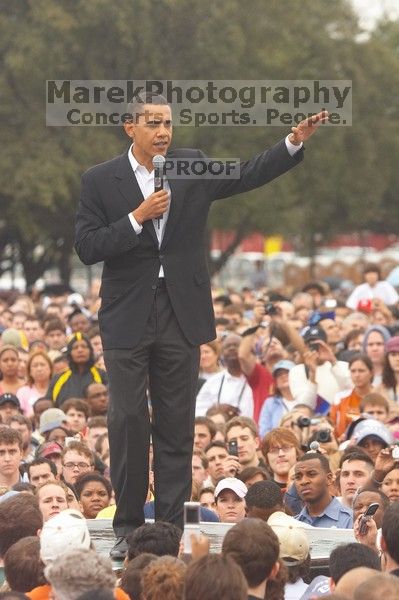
left=268, top=445, right=294, bottom=455
left=63, top=462, right=91, bottom=470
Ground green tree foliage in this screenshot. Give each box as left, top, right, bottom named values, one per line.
left=0, top=0, right=397, bottom=285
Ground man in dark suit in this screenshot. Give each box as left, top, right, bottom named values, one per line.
left=75, top=92, right=327, bottom=558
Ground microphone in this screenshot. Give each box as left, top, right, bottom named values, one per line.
left=152, top=154, right=165, bottom=230
left=308, top=441, right=320, bottom=453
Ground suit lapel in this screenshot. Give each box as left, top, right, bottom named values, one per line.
left=114, top=149, right=158, bottom=246
left=160, top=150, right=189, bottom=249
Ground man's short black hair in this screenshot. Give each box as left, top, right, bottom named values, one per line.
left=126, top=522, right=182, bottom=561
left=382, top=501, right=399, bottom=564
left=339, top=448, right=374, bottom=469
left=329, top=543, right=381, bottom=584
left=126, top=92, right=169, bottom=123
left=245, top=480, right=283, bottom=509
left=296, top=452, right=331, bottom=473
left=27, top=457, right=57, bottom=479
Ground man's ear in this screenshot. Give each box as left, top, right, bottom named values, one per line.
left=326, top=471, right=334, bottom=488
left=270, top=560, right=280, bottom=580
left=329, top=577, right=335, bottom=592
left=380, top=535, right=387, bottom=552
left=123, top=121, right=135, bottom=141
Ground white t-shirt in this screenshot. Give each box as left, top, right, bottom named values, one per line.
left=285, top=578, right=308, bottom=600
left=346, top=281, right=399, bottom=309
left=195, top=369, right=254, bottom=418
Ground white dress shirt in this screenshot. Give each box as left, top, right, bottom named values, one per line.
left=195, top=369, right=254, bottom=418
left=126, top=138, right=301, bottom=278
left=127, top=145, right=171, bottom=277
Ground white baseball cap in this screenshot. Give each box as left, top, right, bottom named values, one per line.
left=40, top=509, right=91, bottom=563
left=268, top=511, right=310, bottom=564
left=214, top=477, right=248, bottom=499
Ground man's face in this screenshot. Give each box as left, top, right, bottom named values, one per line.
left=221, top=335, right=241, bottom=363
left=65, top=409, right=87, bottom=433
left=37, top=483, right=68, bottom=521
left=125, top=104, right=172, bottom=167
left=0, top=402, right=20, bottom=421
left=365, top=271, right=379, bottom=286
left=9, top=422, right=31, bottom=450
left=194, top=424, right=212, bottom=450
left=353, top=491, right=384, bottom=529
left=62, top=450, right=93, bottom=485
left=89, top=335, right=103, bottom=357
left=24, top=320, right=44, bottom=343
left=47, top=428, right=68, bottom=447
left=12, top=314, right=26, bottom=330
left=70, top=313, right=90, bottom=333
left=226, top=426, right=259, bottom=467
left=199, top=491, right=216, bottom=512
left=362, top=404, right=388, bottom=423
left=205, top=446, right=228, bottom=484
left=319, top=319, right=341, bottom=345
left=87, top=426, right=108, bottom=451
left=339, top=459, right=373, bottom=505
left=244, top=473, right=266, bottom=488
left=215, top=489, right=246, bottom=523
left=45, top=329, right=67, bottom=350
left=294, top=458, right=332, bottom=504
left=267, top=442, right=297, bottom=479
left=0, top=443, right=22, bottom=478
left=29, top=462, right=56, bottom=487
left=86, top=384, right=109, bottom=415
left=192, top=454, right=208, bottom=486
left=262, top=336, right=286, bottom=363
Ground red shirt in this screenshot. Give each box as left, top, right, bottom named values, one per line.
left=246, top=362, right=274, bottom=424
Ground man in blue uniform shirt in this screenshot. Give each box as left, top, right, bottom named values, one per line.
left=294, top=452, right=353, bottom=529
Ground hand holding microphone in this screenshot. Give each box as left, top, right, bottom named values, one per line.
left=153, top=154, right=165, bottom=229
left=132, top=155, right=168, bottom=225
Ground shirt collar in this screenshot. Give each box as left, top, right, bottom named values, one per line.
left=128, top=144, right=152, bottom=176
left=299, top=497, right=345, bottom=522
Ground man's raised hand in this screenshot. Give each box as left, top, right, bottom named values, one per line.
left=289, top=110, right=329, bottom=145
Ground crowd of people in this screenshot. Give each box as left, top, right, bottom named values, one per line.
left=1, top=262, right=399, bottom=599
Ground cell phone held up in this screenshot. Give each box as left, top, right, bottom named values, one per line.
left=183, top=502, right=201, bottom=554
left=228, top=439, right=239, bottom=457
left=359, top=502, right=379, bottom=535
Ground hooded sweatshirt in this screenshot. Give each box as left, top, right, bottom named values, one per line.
left=46, top=333, right=107, bottom=408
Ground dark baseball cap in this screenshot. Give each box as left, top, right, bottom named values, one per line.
left=0, top=393, right=20, bottom=408
left=302, top=326, right=327, bottom=344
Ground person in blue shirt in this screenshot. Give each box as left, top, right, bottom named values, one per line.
left=294, top=452, right=353, bottom=529
left=258, top=359, right=296, bottom=437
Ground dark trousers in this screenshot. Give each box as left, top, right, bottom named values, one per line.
left=104, top=283, right=200, bottom=536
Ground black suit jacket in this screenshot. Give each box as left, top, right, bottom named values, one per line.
left=75, top=141, right=303, bottom=348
